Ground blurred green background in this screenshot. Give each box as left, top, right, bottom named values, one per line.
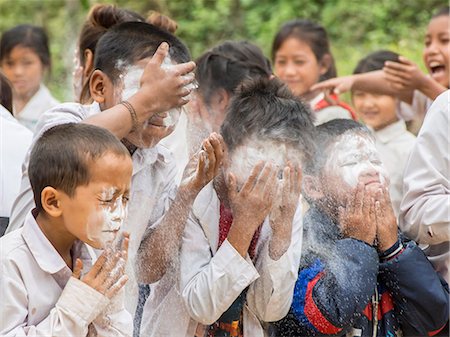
left=0, top=0, right=446, bottom=101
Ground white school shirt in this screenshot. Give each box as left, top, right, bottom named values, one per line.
left=309, top=92, right=353, bottom=126
left=140, top=182, right=303, bottom=337
left=13, top=84, right=59, bottom=132
left=0, top=105, right=32, bottom=217
left=4, top=101, right=178, bottom=314
left=0, top=210, right=132, bottom=336
left=399, top=90, right=450, bottom=283
left=372, top=120, right=416, bottom=216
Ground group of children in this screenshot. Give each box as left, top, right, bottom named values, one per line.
left=0, top=3, right=449, bottom=337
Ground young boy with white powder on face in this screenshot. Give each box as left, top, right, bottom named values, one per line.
left=0, top=123, right=133, bottom=335
left=164, top=78, right=316, bottom=337
left=274, top=119, right=449, bottom=337
left=4, top=23, right=225, bottom=327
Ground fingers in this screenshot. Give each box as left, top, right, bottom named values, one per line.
left=254, top=162, right=277, bottom=195
left=383, top=65, right=411, bottom=82
left=72, top=258, right=83, bottom=279
left=105, top=274, right=129, bottom=299
left=240, top=161, right=264, bottom=195
left=172, top=61, right=196, bottom=77
left=227, top=172, right=238, bottom=201
left=88, top=252, right=108, bottom=279
left=352, top=182, right=365, bottom=214
left=150, top=42, right=169, bottom=66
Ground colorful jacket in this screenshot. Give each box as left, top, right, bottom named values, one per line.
left=273, top=206, right=449, bottom=337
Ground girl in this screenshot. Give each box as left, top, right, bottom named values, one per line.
left=0, top=24, right=59, bottom=131
left=312, top=7, right=449, bottom=133
left=272, top=19, right=356, bottom=125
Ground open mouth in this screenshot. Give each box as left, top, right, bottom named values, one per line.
left=429, top=61, right=446, bottom=75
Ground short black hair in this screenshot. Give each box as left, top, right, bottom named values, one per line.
left=432, top=6, right=449, bottom=19
left=196, top=40, right=272, bottom=105
left=0, top=24, right=51, bottom=69
left=305, top=119, right=372, bottom=176
left=29, top=123, right=130, bottom=212
left=0, top=70, right=12, bottom=113
left=94, top=21, right=191, bottom=83
left=220, top=77, right=315, bottom=162
left=353, top=50, right=399, bottom=74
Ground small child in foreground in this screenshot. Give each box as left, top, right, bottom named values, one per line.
left=0, top=123, right=133, bottom=336
left=273, top=119, right=449, bottom=337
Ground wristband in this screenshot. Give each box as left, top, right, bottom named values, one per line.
left=120, top=100, right=139, bottom=132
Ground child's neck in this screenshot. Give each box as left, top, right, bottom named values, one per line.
left=14, top=86, right=40, bottom=114
left=35, top=212, right=77, bottom=269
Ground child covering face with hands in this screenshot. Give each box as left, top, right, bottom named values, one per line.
left=274, top=119, right=449, bottom=337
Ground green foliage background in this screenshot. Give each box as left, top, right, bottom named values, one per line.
left=0, top=0, right=446, bottom=101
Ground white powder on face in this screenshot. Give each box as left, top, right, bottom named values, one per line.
left=326, top=133, right=388, bottom=188
left=86, top=187, right=129, bottom=248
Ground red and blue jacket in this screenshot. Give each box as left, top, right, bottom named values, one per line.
left=273, top=207, right=449, bottom=337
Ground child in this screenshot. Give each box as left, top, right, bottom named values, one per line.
left=0, top=123, right=133, bottom=335
left=273, top=119, right=449, bottom=337
left=312, top=7, right=449, bottom=133
left=0, top=73, right=32, bottom=236
left=400, top=90, right=450, bottom=285
left=0, top=24, right=59, bottom=131
left=161, top=78, right=315, bottom=337
left=271, top=19, right=356, bottom=125
left=352, top=50, right=416, bottom=216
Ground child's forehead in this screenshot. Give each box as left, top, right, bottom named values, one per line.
left=326, top=132, right=376, bottom=158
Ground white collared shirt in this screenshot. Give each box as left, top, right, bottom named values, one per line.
left=0, top=105, right=32, bottom=217
left=140, top=182, right=303, bottom=337
left=372, top=120, right=416, bottom=216
left=5, top=101, right=179, bottom=315
left=0, top=210, right=132, bottom=335
left=13, top=84, right=59, bottom=132
left=399, top=90, right=450, bottom=283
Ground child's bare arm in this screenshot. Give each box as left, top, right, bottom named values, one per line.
left=268, top=163, right=302, bottom=260
left=227, top=162, right=278, bottom=257
left=84, top=42, right=196, bottom=139
left=339, top=182, right=377, bottom=245
left=136, top=133, right=225, bottom=284
left=383, top=56, right=446, bottom=100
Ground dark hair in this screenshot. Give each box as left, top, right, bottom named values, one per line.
left=305, top=119, right=371, bottom=176
left=196, top=41, right=272, bottom=105
left=94, top=21, right=190, bottom=84
left=271, top=19, right=337, bottom=81
left=29, top=123, right=130, bottom=212
left=78, top=4, right=144, bottom=103
left=432, top=6, right=449, bottom=18
left=353, top=50, right=399, bottom=74
left=0, top=24, right=51, bottom=69
left=0, top=71, right=13, bottom=113
left=220, top=77, right=315, bottom=162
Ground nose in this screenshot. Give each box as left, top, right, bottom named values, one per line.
left=284, top=62, right=297, bottom=77
left=425, top=40, right=439, bottom=56
left=359, top=164, right=381, bottom=183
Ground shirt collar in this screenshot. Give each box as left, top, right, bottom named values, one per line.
left=373, top=120, right=407, bottom=144
left=309, top=92, right=325, bottom=108
left=22, top=210, right=92, bottom=276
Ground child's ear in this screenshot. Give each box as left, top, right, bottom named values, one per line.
left=319, top=54, right=332, bottom=76
left=303, top=175, right=325, bottom=200
left=82, top=49, right=94, bottom=80
left=41, top=187, right=63, bottom=217
left=215, top=88, right=231, bottom=113
left=89, top=69, right=109, bottom=104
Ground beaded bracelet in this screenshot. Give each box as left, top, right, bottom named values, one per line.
left=120, top=100, right=139, bottom=132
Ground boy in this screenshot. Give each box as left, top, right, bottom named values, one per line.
left=4, top=22, right=222, bottom=326
left=0, top=123, right=133, bottom=335
left=274, top=119, right=449, bottom=337
left=351, top=50, right=416, bottom=216
left=162, top=78, right=316, bottom=337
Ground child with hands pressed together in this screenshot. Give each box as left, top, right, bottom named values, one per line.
left=0, top=123, right=133, bottom=336
left=176, top=78, right=315, bottom=337
left=274, top=119, right=449, bottom=337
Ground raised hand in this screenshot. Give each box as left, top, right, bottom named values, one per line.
left=72, top=232, right=129, bottom=299
left=374, top=186, right=398, bottom=252
left=383, top=56, right=429, bottom=92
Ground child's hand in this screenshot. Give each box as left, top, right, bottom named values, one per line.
left=181, top=132, right=225, bottom=194
left=130, top=42, right=196, bottom=121
left=72, top=232, right=130, bottom=299
left=339, top=182, right=377, bottom=245
left=383, top=56, right=428, bottom=92
left=310, top=75, right=355, bottom=95
left=269, top=163, right=302, bottom=236
left=227, top=162, right=278, bottom=256
left=374, top=186, right=398, bottom=252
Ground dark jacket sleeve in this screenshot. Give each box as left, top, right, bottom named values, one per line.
left=283, top=238, right=379, bottom=336
left=379, top=240, right=449, bottom=336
